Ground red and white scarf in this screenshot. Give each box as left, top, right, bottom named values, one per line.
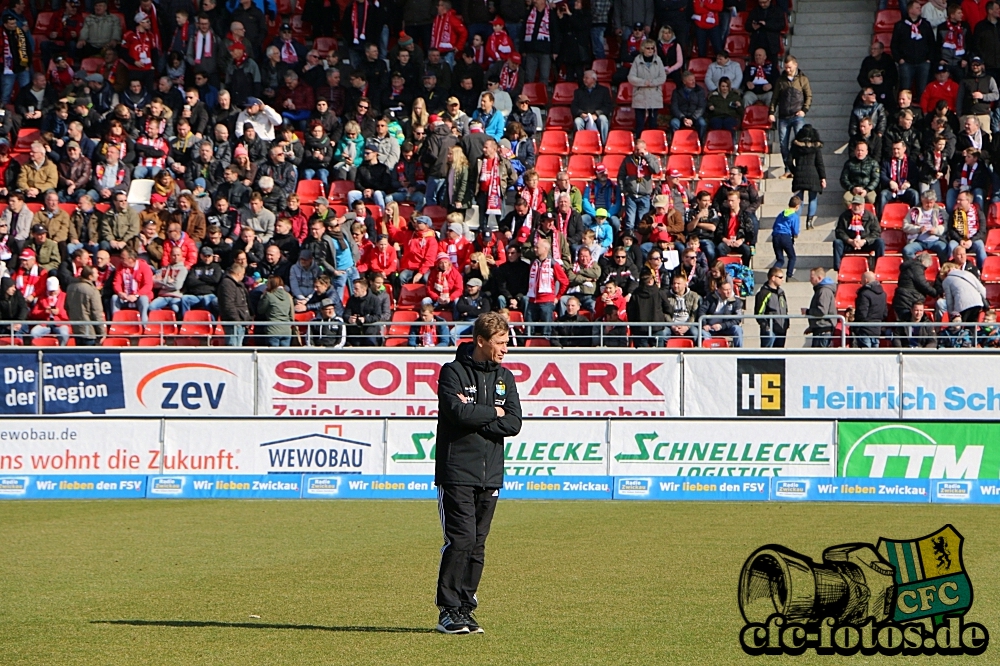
left=961, top=161, right=978, bottom=187
left=889, top=157, right=908, bottom=183
left=967, top=205, right=980, bottom=235
left=281, top=39, right=299, bottom=64
left=525, top=7, right=550, bottom=41
left=557, top=209, right=571, bottom=235
left=527, top=257, right=555, bottom=298
left=500, top=64, right=519, bottom=91
left=194, top=30, right=213, bottom=63
left=121, top=267, right=138, bottom=295
left=15, top=266, right=38, bottom=301
left=849, top=213, right=864, bottom=238
left=432, top=12, right=456, bottom=52
left=906, top=19, right=924, bottom=40
left=481, top=156, right=503, bottom=215
left=351, top=1, right=369, bottom=44
left=942, top=20, right=965, bottom=54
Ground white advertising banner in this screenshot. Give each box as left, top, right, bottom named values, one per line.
left=683, top=354, right=901, bottom=419
left=610, top=420, right=837, bottom=477
left=385, top=419, right=609, bottom=476
left=163, top=419, right=385, bottom=475
left=257, top=352, right=680, bottom=418
left=0, top=419, right=162, bottom=474
left=118, top=353, right=256, bottom=416
left=901, top=355, right=1000, bottom=419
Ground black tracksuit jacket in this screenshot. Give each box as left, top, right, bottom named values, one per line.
left=435, top=342, right=522, bottom=488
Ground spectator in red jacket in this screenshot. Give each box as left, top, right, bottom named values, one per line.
left=921, top=65, right=960, bottom=113
left=594, top=280, right=629, bottom=321
left=29, top=275, right=70, bottom=345
left=11, top=248, right=47, bottom=307
left=361, top=234, right=399, bottom=278
left=442, top=219, right=473, bottom=269
left=430, top=0, right=468, bottom=66
left=399, top=215, right=439, bottom=283
left=424, top=251, right=464, bottom=308
left=161, top=221, right=198, bottom=268
left=112, top=247, right=154, bottom=321
left=525, top=236, right=569, bottom=338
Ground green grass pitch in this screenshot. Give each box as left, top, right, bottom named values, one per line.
left=1, top=500, right=998, bottom=665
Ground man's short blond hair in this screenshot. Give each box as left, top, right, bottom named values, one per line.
left=474, top=312, right=508, bottom=342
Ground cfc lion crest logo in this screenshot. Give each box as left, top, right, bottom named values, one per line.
left=495, top=381, right=506, bottom=397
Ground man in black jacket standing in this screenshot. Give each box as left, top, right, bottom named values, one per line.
left=435, top=311, right=522, bottom=635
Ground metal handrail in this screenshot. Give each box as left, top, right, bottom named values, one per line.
left=694, top=313, right=849, bottom=347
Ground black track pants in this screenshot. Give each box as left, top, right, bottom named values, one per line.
left=435, top=484, right=499, bottom=610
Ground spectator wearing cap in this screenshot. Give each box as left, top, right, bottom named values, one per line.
left=289, top=247, right=323, bottom=307
left=443, top=97, right=471, bottom=136
left=1, top=192, right=32, bottom=243
left=453, top=276, right=491, bottom=341
left=180, top=245, right=223, bottom=315
left=484, top=76, right=514, bottom=117
left=486, top=17, right=516, bottom=63
left=961, top=57, right=997, bottom=132
left=270, top=20, right=307, bottom=66
left=236, top=97, right=281, bottom=141
left=891, top=1, right=937, bottom=100
left=28, top=275, right=70, bottom=345
left=350, top=142, right=398, bottom=210
left=581, top=164, right=622, bottom=234
left=921, top=65, right=960, bottom=114
left=309, top=297, right=346, bottom=347
left=508, top=94, right=538, bottom=137
left=419, top=71, right=447, bottom=116
left=76, top=0, right=121, bottom=58
left=24, top=224, right=61, bottom=272
left=11, top=248, right=44, bottom=305
left=122, top=11, right=156, bottom=88
left=834, top=195, right=884, bottom=270
left=572, top=70, right=613, bottom=145
left=382, top=71, right=414, bottom=116
left=424, top=251, right=464, bottom=311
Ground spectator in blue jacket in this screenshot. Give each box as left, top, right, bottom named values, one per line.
left=582, top=163, right=622, bottom=231
left=472, top=92, right=506, bottom=141
left=587, top=208, right=615, bottom=251
left=771, top=196, right=801, bottom=279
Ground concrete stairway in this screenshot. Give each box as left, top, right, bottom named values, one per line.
left=748, top=0, right=874, bottom=345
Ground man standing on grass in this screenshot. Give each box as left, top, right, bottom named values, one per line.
left=434, top=311, right=522, bottom=635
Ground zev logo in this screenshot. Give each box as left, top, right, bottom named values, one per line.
left=736, top=358, right=784, bottom=416
left=136, top=363, right=235, bottom=410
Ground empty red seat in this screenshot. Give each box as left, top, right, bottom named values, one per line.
left=30, top=336, right=61, bottom=346
left=592, top=58, right=615, bottom=84
left=701, top=337, right=729, bottom=348
left=989, top=201, right=1000, bottom=228
left=102, top=337, right=130, bottom=346
left=670, top=129, right=701, bottom=155
left=880, top=202, right=910, bottom=230
left=987, top=228, right=1000, bottom=255
left=698, top=154, right=729, bottom=179
left=567, top=154, right=596, bottom=180
left=742, top=105, right=772, bottom=130
left=982, top=256, right=1000, bottom=283
left=738, top=128, right=769, bottom=153
left=874, top=256, right=903, bottom=283
left=703, top=130, right=734, bottom=154
left=733, top=153, right=763, bottom=179
left=729, top=11, right=749, bottom=35
left=666, top=338, right=695, bottom=348
left=610, top=106, right=635, bottom=130
left=296, top=180, right=324, bottom=200
left=328, top=180, right=352, bottom=202
left=838, top=256, right=869, bottom=283
left=695, top=179, right=723, bottom=197
left=423, top=205, right=448, bottom=229
left=661, top=81, right=676, bottom=106
left=615, top=82, right=633, bottom=106
left=35, top=12, right=55, bottom=34
left=538, top=130, right=570, bottom=155
left=80, top=56, right=104, bottom=73
left=600, top=154, right=626, bottom=176
left=521, top=82, right=548, bottom=107
left=835, top=283, right=863, bottom=312
left=725, top=33, right=750, bottom=58
left=924, top=256, right=941, bottom=282
left=875, top=9, right=901, bottom=32
left=666, top=154, right=696, bottom=179
left=108, top=310, right=142, bottom=337
left=639, top=129, right=668, bottom=155
left=551, top=82, right=577, bottom=105
left=397, top=283, right=428, bottom=310
left=314, top=37, right=337, bottom=57
left=572, top=129, right=602, bottom=154
left=544, top=106, right=573, bottom=130
left=882, top=229, right=907, bottom=254
left=535, top=154, right=563, bottom=179
left=604, top=130, right=635, bottom=155
left=688, top=57, right=712, bottom=82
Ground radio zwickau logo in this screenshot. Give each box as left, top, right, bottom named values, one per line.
left=738, top=524, right=988, bottom=656
left=736, top=359, right=785, bottom=417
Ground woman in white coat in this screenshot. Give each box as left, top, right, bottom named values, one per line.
left=628, top=39, right=667, bottom=138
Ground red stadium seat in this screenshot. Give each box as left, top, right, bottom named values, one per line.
left=35, top=12, right=55, bottom=34
left=567, top=154, right=596, bottom=180
left=314, top=37, right=337, bottom=58
left=538, top=130, right=570, bottom=155
left=670, top=129, right=701, bottom=155
left=30, top=336, right=61, bottom=346
left=703, top=130, right=734, bottom=154
left=524, top=338, right=551, bottom=347
left=521, top=82, right=548, bottom=107
left=397, top=283, right=428, bottom=310
left=872, top=32, right=892, bottom=55
left=639, top=129, right=668, bottom=155
left=738, top=128, right=769, bottom=153
left=875, top=9, right=901, bottom=32
left=695, top=179, right=723, bottom=197
left=698, top=154, right=729, bottom=179
left=742, top=105, right=772, bottom=130
left=666, top=338, right=694, bottom=348
left=80, top=56, right=104, bottom=74
left=101, top=337, right=130, bottom=346
left=701, top=338, right=729, bottom=348
left=882, top=282, right=898, bottom=308
left=144, top=310, right=178, bottom=338
left=733, top=153, right=763, bottom=179
left=328, top=180, right=353, bottom=203
left=988, top=283, right=1000, bottom=305
left=108, top=310, right=142, bottom=337
left=725, top=34, right=750, bottom=58
left=982, top=256, right=1000, bottom=283
left=422, top=205, right=448, bottom=229
left=729, top=11, right=749, bottom=35
left=924, top=256, right=941, bottom=282
left=880, top=202, right=909, bottom=230
left=290, top=16, right=311, bottom=41
left=604, top=130, right=635, bottom=155
left=615, top=82, right=633, bottom=106
left=688, top=57, right=712, bottom=82
left=544, top=105, right=573, bottom=130
left=592, top=58, right=615, bottom=84
left=296, top=180, right=324, bottom=200
left=551, top=82, right=577, bottom=105
left=987, top=228, right=1000, bottom=255
left=661, top=81, right=676, bottom=106
left=666, top=154, right=696, bottom=178
left=15, top=128, right=40, bottom=154
left=989, top=201, right=1000, bottom=228
left=572, top=129, right=602, bottom=155
left=610, top=106, right=635, bottom=130
left=535, top=154, right=563, bottom=179
left=837, top=256, right=869, bottom=283
left=600, top=154, right=626, bottom=176
left=874, top=256, right=903, bottom=283
left=177, top=310, right=214, bottom=345
left=835, top=283, right=862, bottom=312
left=882, top=229, right=907, bottom=254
